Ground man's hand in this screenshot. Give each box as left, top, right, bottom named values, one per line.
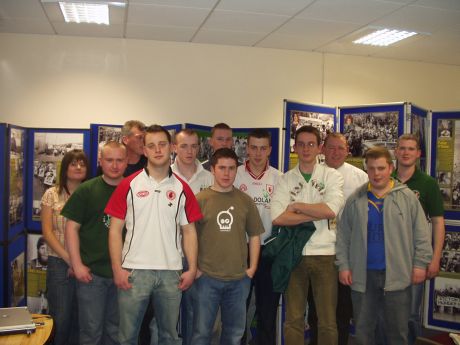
left=178, top=270, right=196, bottom=291
left=286, top=203, right=299, bottom=213
left=426, top=260, right=440, bottom=279
left=339, top=270, right=353, bottom=286
left=412, top=267, right=427, bottom=284
left=246, top=267, right=256, bottom=279
left=73, top=264, right=92, bottom=283
left=113, top=267, right=132, bottom=290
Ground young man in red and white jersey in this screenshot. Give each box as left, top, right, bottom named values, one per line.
left=233, top=128, right=282, bottom=345
left=105, top=125, right=202, bottom=345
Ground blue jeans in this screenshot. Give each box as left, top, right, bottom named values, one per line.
left=191, top=274, right=251, bottom=345
left=352, top=270, right=410, bottom=345
left=408, top=282, right=424, bottom=344
left=46, top=256, right=79, bottom=345
left=118, top=269, right=182, bottom=345
left=77, top=274, right=119, bottom=345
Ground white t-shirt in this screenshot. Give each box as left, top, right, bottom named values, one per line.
left=171, top=159, right=214, bottom=195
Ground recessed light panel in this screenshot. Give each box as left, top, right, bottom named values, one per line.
left=59, top=2, right=109, bottom=25
left=353, top=29, right=417, bottom=47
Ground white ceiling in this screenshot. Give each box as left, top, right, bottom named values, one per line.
left=1, top=0, right=460, bottom=66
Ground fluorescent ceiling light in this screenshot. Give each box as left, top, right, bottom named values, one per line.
left=353, top=29, right=417, bottom=46
left=59, top=2, right=109, bottom=25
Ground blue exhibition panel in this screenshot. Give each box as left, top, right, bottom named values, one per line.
left=6, top=232, right=27, bottom=307
left=0, top=244, right=4, bottom=307
left=0, top=123, right=6, bottom=241
left=26, top=128, right=91, bottom=231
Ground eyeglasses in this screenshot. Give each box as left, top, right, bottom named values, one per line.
left=70, top=160, right=86, bottom=167
left=296, top=142, right=317, bottom=149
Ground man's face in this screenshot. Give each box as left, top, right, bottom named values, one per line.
left=247, top=137, right=271, bottom=169
left=174, top=133, right=199, bottom=165
left=210, top=129, right=233, bottom=151
left=394, top=139, right=420, bottom=168
left=123, top=126, right=145, bottom=156
left=366, top=157, right=393, bottom=192
left=294, top=132, right=321, bottom=165
left=211, top=157, right=237, bottom=191
left=143, top=131, right=172, bottom=168
left=323, top=136, right=348, bottom=169
left=38, top=244, right=48, bottom=264
left=100, top=146, right=128, bottom=180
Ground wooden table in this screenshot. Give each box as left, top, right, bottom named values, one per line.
left=0, top=314, right=53, bottom=345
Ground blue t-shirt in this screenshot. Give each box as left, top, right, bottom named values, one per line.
left=367, top=191, right=385, bottom=270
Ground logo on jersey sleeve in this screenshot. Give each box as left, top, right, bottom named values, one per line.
left=217, top=206, right=234, bottom=231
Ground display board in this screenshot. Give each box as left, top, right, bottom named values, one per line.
left=424, top=223, right=460, bottom=332
left=339, top=103, right=405, bottom=170
left=26, top=128, right=90, bottom=231
left=283, top=100, right=336, bottom=172
left=7, top=233, right=26, bottom=307
left=0, top=124, right=6, bottom=241
left=409, top=104, right=429, bottom=172
left=7, top=125, right=27, bottom=239
left=90, top=123, right=122, bottom=177
left=185, top=123, right=280, bottom=169
left=26, top=233, right=48, bottom=314
left=430, top=111, right=460, bottom=220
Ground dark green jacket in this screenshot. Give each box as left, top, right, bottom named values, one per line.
left=262, top=222, right=316, bottom=293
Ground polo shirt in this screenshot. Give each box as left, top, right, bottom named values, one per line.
left=171, top=159, right=213, bottom=194
left=105, top=167, right=202, bottom=270
left=393, top=167, right=444, bottom=218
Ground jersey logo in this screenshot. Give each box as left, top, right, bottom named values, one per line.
left=266, top=184, right=274, bottom=195
left=217, top=206, right=234, bottom=231
left=136, top=190, right=149, bottom=198
left=239, top=184, right=248, bottom=192
left=166, top=190, right=176, bottom=200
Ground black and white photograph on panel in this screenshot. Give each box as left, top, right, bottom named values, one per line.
left=27, top=234, right=49, bottom=314
left=343, top=111, right=399, bottom=159
left=32, top=132, right=84, bottom=220
left=433, top=276, right=460, bottom=323
left=10, top=252, right=25, bottom=307
left=9, top=127, right=25, bottom=226
left=97, top=125, right=122, bottom=159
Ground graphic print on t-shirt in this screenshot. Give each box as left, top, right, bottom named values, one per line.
left=216, top=206, right=234, bottom=231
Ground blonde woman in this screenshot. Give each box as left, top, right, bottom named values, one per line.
left=41, top=150, right=89, bottom=345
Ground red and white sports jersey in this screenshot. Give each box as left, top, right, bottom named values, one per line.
left=234, top=162, right=281, bottom=243
left=105, top=168, right=202, bottom=270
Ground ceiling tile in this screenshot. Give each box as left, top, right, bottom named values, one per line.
left=202, top=9, right=289, bottom=32
left=53, top=22, right=124, bottom=38
left=0, top=19, right=55, bottom=34
left=296, top=0, right=404, bottom=24
left=0, top=0, right=49, bottom=19
left=126, top=24, right=196, bottom=41
left=372, top=4, right=460, bottom=33
left=216, top=0, right=314, bottom=16
left=128, top=3, right=210, bottom=27
left=413, top=0, right=460, bottom=11
left=128, top=0, right=218, bottom=8
left=193, top=29, right=267, bottom=45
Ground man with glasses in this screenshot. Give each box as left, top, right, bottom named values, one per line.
left=271, top=125, right=344, bottom=345
left=121, top=120, right=147, bottom=177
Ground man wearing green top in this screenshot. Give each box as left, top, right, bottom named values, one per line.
left=393, top=134, right=445, bottom=344
left=63, top=141, right=128, bottom=345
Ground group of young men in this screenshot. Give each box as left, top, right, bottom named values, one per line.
left=61, top=119, right=444, bottom=345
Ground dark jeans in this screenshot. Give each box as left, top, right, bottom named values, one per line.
left=253, top=248, right=280, bottom=345
left=46, top=256, right=79, bottom=345
left=308, top=280, right=352, bottom=345
left=352, top=270, right=410, bottom=345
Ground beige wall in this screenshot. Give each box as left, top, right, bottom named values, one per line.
left=1, top=33, right=459, bottom=129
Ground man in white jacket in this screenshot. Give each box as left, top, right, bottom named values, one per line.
left=271, top=125, right=344, bottom=345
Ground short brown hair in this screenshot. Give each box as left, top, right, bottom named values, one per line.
left=210, top=148, right=238, bottom=167
left=365, top=146, right=393, bottom=165
left=144, top=125, right=172, bottom=144
left=295, top=125, right=321, bottom=145
left=174, top=129, right=198, bottom=144
left=323, top=132, right=347, bottom=147
left=121, top=120, right=146, bottom=137
left=211, top=123, right=232, bottom=137
left=397, top=134, right=420, bottom=149
left=58, top=150, right=89, bottom=194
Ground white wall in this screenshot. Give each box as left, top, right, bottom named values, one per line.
left=1, top=33, right=459, bottom=129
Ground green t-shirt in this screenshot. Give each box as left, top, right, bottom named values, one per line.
left=196, top=187, right=264, bottom=281
left=61, top=176, right=116, bottom=278
left=393, top=167, right=444, bottom=218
